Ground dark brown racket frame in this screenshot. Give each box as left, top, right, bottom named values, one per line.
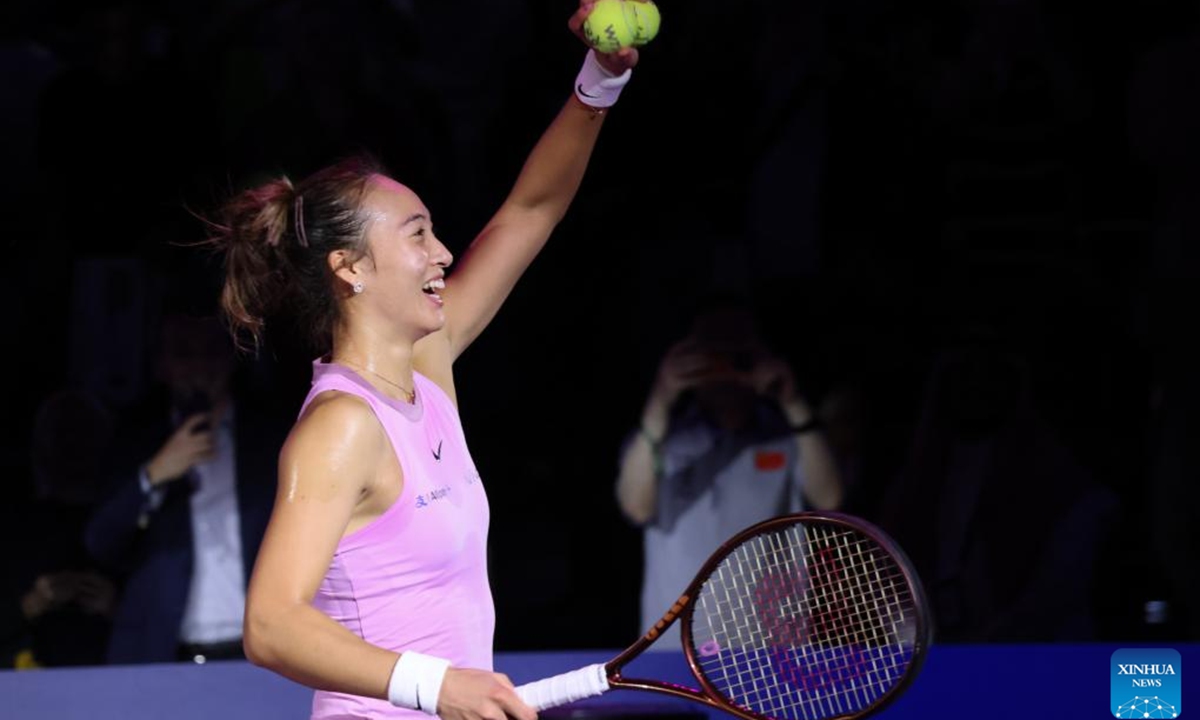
left=601, top=512, right=933, bottom=720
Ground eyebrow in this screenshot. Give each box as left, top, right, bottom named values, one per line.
left=400, top=213, right=427, bottom=229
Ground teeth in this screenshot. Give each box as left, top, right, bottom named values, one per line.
left=423, top=279, right=445, bottom=292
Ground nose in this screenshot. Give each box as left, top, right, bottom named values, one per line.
left=432, top=235, right=453, bottom=268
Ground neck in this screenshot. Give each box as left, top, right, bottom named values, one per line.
left=330, top=337, right=417, bottom=403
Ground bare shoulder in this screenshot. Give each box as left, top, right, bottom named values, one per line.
left=292, top=390, right=381, bottom=440
left=280, top=391, right=387, bottom=499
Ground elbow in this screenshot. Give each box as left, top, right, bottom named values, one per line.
left=242, top=635, right=267, bottom=669
left=241, top=613, right=270, bottom=668
left=242, top=601, right=284, bottom=669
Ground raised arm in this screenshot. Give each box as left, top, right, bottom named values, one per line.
left=438, top=5, right=640, bottom=359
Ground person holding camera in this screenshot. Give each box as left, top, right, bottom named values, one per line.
left=84, top=310, right=288, bottom=664
left=615, top=295, right=843, bottom=646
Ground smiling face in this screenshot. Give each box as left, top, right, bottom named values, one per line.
left=334, top=175, right=453, bottom=343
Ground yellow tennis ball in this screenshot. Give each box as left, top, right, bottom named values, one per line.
left=583, top=0, right=636, bottom=53
left=626, top=0, right=660, bottom=46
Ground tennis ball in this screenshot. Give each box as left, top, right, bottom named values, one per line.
left=583, top=0, right=636, bottom=53
left=626, top=0, right=660, bottom=46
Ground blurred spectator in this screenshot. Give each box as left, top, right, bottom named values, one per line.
left=878, top=332, right=1117, bottom=641
left=1, top=387, right=117, bottom=667
left=615, top=295, right=843, bottom=646
left=85, top=311, right=287, bottom=664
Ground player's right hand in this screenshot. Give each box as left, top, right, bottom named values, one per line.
left=436, top=668, right=537, bottom=720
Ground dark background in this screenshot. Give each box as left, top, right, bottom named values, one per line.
left=2, top=0, right=1198, bottom=658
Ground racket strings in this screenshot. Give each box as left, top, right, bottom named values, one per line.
left=690, top=523, right=921, bottom=720
left=771, top=526, right=916, bottom=705
left=790, top=528, right=913, bottom=713
left=736, top=535, right=906, bottom=718
left=794, top=535, right=910, bottom=652
left=771, top=528, right=912, bottom=714
left=699, top=558, right=906, bottom=719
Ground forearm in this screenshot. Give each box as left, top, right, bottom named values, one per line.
left=458, top=98, right=607, bottom=289
left=615, top=397, right=672, bottom=525
left=444, top=96, right=611, bottom=355
left=504, top=95, right=607, bottom=222
left=782, top=399, right=843, bottom=510
left=616, top=437, right=659, bottom=525
left=244, top=600, right=398, bottom=700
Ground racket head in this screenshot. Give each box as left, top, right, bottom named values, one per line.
left=673, top=512, right=932, bottom=720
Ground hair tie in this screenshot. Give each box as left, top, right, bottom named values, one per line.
left=294, top=195, right=309, bottom=248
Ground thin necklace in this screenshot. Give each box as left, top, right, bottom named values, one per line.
left=335, top=358, right=416, bottom=404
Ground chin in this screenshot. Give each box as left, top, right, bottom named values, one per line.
left=417, top=313, right=446, bottom=337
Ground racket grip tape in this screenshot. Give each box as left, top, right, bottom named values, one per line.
left=513, top=663, right=610, bottom=710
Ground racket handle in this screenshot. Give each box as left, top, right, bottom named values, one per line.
left=514, top=663, right=610, bottom=710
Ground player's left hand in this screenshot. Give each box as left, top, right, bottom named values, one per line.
left=568, top=1, right=640, bottom=75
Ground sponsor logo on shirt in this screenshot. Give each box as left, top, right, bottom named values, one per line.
left=415, top=485, right=451, bottom=508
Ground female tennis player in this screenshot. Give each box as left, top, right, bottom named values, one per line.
left=210, top=4, right=640, bottom=718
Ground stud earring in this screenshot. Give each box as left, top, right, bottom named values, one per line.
left=352, top=281, right=364, bottom=294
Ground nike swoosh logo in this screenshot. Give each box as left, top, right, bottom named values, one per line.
left=577, top=82, right=601, bottom=99
left=432, top=440, right=442, bottom=461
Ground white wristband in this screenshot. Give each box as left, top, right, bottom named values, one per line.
left=574, top=49, right=632, bottom=108
left=388, top=651, right=451, bottom=716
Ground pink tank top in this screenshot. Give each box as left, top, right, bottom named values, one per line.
left=301, top=360, right=494, bottom=720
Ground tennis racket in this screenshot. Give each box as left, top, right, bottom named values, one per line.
left=514, top=512, right=932, bottom=720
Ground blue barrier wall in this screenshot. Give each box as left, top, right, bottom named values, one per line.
left=2, top=644, right=1196, bottom=719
